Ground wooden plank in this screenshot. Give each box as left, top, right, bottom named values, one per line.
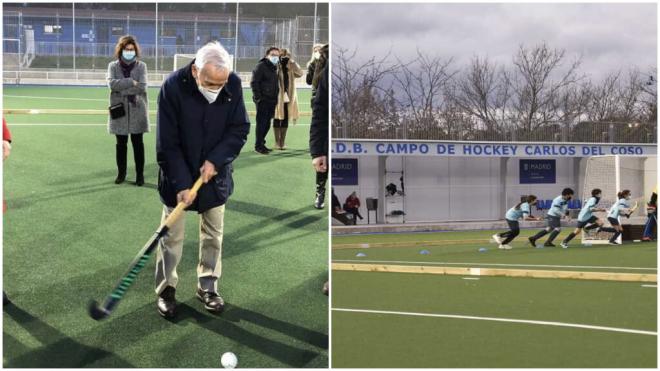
left=332, top=263, right=658, bottom=283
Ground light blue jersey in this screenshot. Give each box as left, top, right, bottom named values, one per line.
left=547, top=196, right=568, bottom=217
left=607, top=198, right=630, bottom=219
left=506, top=202, right=531, bottom=221
left=578, top=197, right=599, bottom=222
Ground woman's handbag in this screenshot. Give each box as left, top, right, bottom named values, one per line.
left=109, top=102, right=126, bottom=119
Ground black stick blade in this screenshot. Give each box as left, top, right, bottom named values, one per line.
left=88, top=300, right=110, bottom=321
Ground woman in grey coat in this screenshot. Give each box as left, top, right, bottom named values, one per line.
left=107, top=35, right=149, bottom=186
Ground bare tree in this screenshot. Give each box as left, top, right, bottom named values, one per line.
left=509, top=43, right=583, bottom=133
left=448, top=56, right=512, bottom=138
left=391, top=50, right=455, bottom=139
left=332, top=46, right=400, bottom=138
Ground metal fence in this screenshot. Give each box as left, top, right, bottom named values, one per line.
left=332, top=119, right=657, bottom=144
left=3, top=4, right=328, bottom=85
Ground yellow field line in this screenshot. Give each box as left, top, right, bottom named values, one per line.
left=332, top=263, right=658, bottom=283
left=3, top=108, right=311, bottom=116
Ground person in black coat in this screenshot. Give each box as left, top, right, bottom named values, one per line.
left=155, top=42, right=250, bottom=318
left=305, top=43, right=323, bottom=101
left=250, top=46, right=280, bottom=154
left=309, top=44, right=329, bottom=209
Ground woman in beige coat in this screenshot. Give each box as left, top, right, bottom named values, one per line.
left=273, top=49, right=303, bottom=150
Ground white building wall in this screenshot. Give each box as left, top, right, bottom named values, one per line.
left=333, top=155, right=653, bottom=224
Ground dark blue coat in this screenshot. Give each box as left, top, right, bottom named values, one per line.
left=156, top=62, right=250, bottom=213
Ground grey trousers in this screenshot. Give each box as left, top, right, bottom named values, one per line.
left=155, top=204, right=225, bottom=295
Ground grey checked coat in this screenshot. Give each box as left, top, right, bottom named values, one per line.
left=106, top=60, right=150, bottom=135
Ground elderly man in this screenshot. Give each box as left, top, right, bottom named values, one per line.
left=155, top=42, right=249, bottom=318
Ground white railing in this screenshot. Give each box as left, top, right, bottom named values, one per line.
left=3, top=69, right=310, bottom=89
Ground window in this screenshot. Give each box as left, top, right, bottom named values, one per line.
left=43, top=24, right=62, bottom=34
left=111, top=26, right=124, bottom=36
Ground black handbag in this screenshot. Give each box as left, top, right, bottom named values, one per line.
left=109, top=102, right=126, bottom=119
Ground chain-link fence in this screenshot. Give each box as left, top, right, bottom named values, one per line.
left=2, top=3, right=328, bottom=85
left=332, top=120, right=657, bottom=144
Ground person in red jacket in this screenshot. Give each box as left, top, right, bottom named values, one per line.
left=3, top=117, right=11, bottom=305
left=344, top=192, right=363, bottom=224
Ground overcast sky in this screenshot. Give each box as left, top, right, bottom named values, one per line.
left=332, top=3, right=657, bottom=80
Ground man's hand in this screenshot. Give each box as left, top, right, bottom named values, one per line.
left=200, top=160, right=218, bottom=184
left=312, top=155, right=327, bottom=173
left=177, top=189, right=197, bottom=206
left=3, top=140, right=11, bottom=160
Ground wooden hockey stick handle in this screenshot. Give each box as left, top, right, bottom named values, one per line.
left=163, top=176, right=205, bottom=228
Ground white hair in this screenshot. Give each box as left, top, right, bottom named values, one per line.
left=194, top=42, right=232, bottom=73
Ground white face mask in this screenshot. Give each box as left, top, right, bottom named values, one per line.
left=313, top=51, right=321, bottom=60
left=198, top=84, right=221, bottom=104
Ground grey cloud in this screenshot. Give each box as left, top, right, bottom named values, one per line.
left=332, top=3, right=657, bottom=80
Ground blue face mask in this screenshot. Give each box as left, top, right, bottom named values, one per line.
left=122, top=50, right=136, bottom=61
left=269, top=56, right=279, bottom=65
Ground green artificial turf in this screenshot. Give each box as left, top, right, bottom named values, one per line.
left=331, top=230, right=657, bottom=367
left=3, top=86, right=327, bottom=368
left=331, top=271, right=657, bottom=368
left=333, top=229, right=657, bottom=273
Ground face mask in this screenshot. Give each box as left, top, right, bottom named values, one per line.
left=197, top=84, right=221, bottom=104
left=595, top=196, right=601, bottom=203
left=313, top=52, right=321, bottom=60
left=122, top=50, right=136, bottom=61
left=625, top=195, right=632, bottom=200
left=269, top=56, right=279, bottom=65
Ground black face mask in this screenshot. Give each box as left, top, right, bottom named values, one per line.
left=281, top=57, right=290, bottom=65
left=594, top=196, right=601, bottom=204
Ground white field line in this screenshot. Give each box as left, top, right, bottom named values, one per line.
left=333, top=259, right=657, bottom=271
left=462, top=277, right=480, bottom=280
left=8, top=123, right=311, bottom=127
left=332, top=308, right=658, bottom=336
left=642, top=284, right=657, bottom=288
left=3, top=94, right=312, bottom=107
left=4, top=95, right=108, bottom=102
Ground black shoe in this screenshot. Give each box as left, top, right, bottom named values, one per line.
left=135, top=174, right=144, bottom=186
left=264, top=146, right=273, bottom=153
left=3, top=291, right=10, bottom=306
left=114, top=174, right=126, bottom=184
left=196, top=288, right=225, bottom=313
left=527, top=237, right=536, bottom=248
left=609, top=240, right=620, bottom=245
left=157, top=286, right=177, bottom=318
left=255, top=147, right=269, bottom=155
left=314, top=193, right=325, bottom=209
left=544, top=242, right=556, bottom=247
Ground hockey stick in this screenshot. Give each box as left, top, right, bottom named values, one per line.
left=88, top=176, right=204, bottom=320
left=627, top=201, right=639, bottom=217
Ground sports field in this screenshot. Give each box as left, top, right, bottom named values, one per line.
left=3, top=85, right=327, bottom=368
left=331, top=229, right=657, bottom=368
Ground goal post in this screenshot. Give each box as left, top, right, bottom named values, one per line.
left=581, top=155, right=656, bottom=244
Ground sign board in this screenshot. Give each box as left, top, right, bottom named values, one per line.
left=332, top=158, right=358, bottom=186
left=332, top=140, right=656, bottom=158
left=520, top=159, right=556, bottom=184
